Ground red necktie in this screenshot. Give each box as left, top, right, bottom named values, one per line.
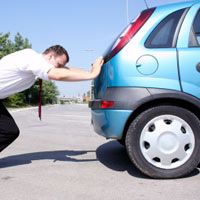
left=38, top=79, right=42, bottom=120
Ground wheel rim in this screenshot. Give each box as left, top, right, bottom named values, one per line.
left=140, top=115, right=195, bottom=169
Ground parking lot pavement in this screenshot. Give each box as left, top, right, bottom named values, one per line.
left=0, top=104, right=200, bottom=200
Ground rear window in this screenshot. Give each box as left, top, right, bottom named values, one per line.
left=145, top=9, right=186, bottom=48
left=189, top=9, right=200, bottom=47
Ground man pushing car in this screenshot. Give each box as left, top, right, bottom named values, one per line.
left=0, top=45, right=104, bottom=153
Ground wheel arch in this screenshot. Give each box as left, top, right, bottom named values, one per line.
left=122, top=92, right=200, bottom=140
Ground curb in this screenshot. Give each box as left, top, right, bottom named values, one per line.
left=8, top=106, right=38, bottom=113
left=8, top=104, right=59, bottom=113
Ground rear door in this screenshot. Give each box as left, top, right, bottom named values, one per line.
left=177, top=3, right=200, bottom=98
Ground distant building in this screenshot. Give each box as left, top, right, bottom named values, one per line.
left=82, top=90, right=91, bottom=103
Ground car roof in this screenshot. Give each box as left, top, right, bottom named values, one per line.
left=155, top=0, right=199, bottom=11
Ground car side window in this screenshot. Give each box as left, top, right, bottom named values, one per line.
left=145, top=9, right=186, bottom=48
left=189, top=9, right=200, bottom=47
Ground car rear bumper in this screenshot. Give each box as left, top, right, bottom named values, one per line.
left=89, top=87, right=152, bottom=139
left=91, top=109, right=132, bottom=139
left=89, top=87, right=196, bottom=139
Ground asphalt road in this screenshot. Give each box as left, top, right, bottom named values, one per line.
left=0, top=104, right=200, bottom=200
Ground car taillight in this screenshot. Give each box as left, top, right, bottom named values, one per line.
left=105, top=8, right=155, bottom=62
left=101, top=101, right=115, bottom=109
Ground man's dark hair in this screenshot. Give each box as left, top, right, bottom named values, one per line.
left=43, top=45, right=69, bottom=62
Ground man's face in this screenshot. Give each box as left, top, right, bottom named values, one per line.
left=49, top=53, right=68, bottom=68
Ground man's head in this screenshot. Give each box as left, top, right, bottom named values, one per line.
left=43, top=45, right=69, bottom=68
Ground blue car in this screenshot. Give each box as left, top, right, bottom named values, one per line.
left=90, top=1, right=200, bottom=178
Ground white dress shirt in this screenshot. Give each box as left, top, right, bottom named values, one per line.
left=0, top=49, right=53, bottom=99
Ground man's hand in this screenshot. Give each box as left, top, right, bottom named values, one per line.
left=91, top=57, right=104, bottom=79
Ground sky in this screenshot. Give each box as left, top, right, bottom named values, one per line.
left=0, top=0, right=189, bottom=97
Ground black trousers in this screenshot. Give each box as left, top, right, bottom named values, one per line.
left=0, top=101, right=20, bottom=152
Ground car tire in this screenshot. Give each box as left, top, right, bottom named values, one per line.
left=125, top=105, right=200, bottom=179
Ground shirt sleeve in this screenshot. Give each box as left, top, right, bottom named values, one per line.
left=20, top=49, right=54, bottom=80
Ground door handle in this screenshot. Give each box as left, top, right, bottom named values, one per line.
left=196, top=63, right=200, bottom=72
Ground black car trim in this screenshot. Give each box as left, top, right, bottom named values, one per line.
left=89, top=87, right=200, bottom=111
left=176, top=49, right=183, bottom=92
left=173, top=8, right=189, bottom=47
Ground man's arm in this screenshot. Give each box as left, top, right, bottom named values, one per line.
left=48, top=57, right=104, bottom=81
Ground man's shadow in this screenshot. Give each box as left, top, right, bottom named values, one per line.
left=1, top=141, right=199, bottom=179
left=0, top=150, right=97, bottom=168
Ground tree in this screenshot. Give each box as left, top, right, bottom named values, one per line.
left=14, top=32, right=32, bottom=51
left=4, top=93, right=25, bottom=108
left=24, top=80, right=59, bottom=105
left=0, top=33, right=13, bottom=59
left=42, top=81, right=59, bottom=104
left=0, top=32, right=32, bottom=107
